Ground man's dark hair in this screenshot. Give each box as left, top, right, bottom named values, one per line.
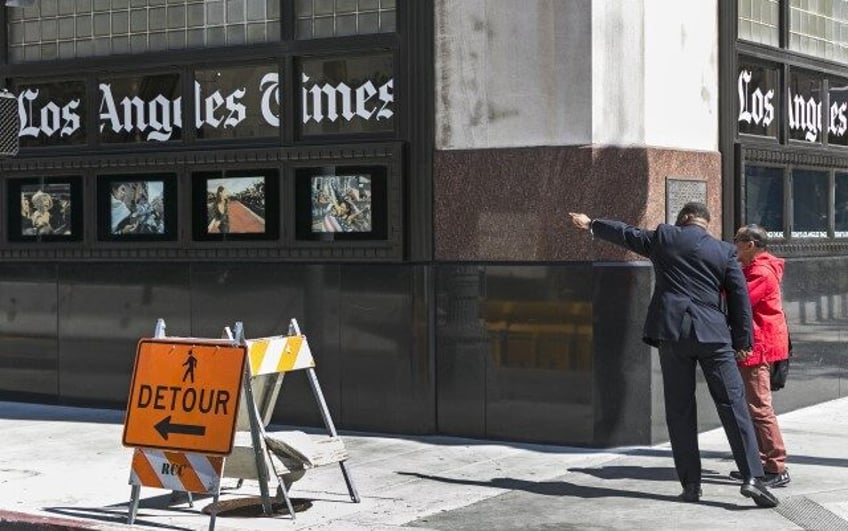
left=734, top=224, right=768, bottom=248
left=675, top=202, right=711, bottom=225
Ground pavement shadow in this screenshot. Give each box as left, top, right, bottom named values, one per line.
left=44, top=506, right=194, bottom=530
left=568, top=465, right=679, bottom=481
left=397, top=472, right=759, bottom=511
left=766, top=454, right=848, bottom=468
left=0, top=401, right=125, bottom=425
left=569, top=465, right=738, bottom=487
left=623, top=447, right=848, bottom=470
left=622, top=447, right=730, bottom=460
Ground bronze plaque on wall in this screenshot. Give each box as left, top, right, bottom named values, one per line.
left=666, top=178, right=707, bottom=225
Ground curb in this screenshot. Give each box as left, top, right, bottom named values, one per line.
left=0, top=510, right=99, bottom=531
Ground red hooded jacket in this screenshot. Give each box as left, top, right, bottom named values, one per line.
left=738, top=251, right=790, bottom=367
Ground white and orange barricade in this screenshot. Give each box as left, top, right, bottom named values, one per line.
left=123, top=318, right=359, bottom=531
left=246, top=334, right=313, bottom=375
left=130, top=448, right=224, bottom=494
left=223, top=319, right=359, bottom=517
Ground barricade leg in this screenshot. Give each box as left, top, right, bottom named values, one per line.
left=208, top=491, right=219, bottom=531
left=245, top=376, right=274, bottom=515
left=234, top=322, right=275, bottom=517
left=127, top=485, right=141, bottom=524
left=338, top=462, right=360, bottom=503
left=306, top=367, right=360, bottom=503
left=269, top=459, right=297, bottom=520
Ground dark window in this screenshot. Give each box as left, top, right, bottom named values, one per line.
left=97, top=73, right=182, bottom=143
left=194, top=65, right=280, bottom=140
left=829, top=79, right=848, bottom=146
left=13, top=80, right=86, bottom=147
left=835, top=173, right=848, bottom=237
left=788, top=71, right=824, bottom=144
left=737, top=63, right=779, bottom=139
left=744, top=164, right=784, bottom=238
left=298, top=54, right=395, bottom=136
left=792, top=169, right=828, bottom=238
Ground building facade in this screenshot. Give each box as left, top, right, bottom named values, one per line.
left=0, top=0, right=845, bottom=448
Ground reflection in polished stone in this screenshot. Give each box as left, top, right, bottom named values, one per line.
left=437, top=265, right=596, bottom=445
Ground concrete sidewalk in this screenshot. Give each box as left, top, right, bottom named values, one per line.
left=0, top=397, right=846, bottom=531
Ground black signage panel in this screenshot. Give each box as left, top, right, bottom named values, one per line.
left=98, top=73, right=182, bottom=143
left=299, top=54, right=395, bottom=136
left=13, top=80, right=87, bottom=147
left=788, top=70, right=823, bottom=143
left=195, top=65, right=280, bottom=140
left=737, top=62, right=779, bottom=139
left=829, top=78, right=848, bottom=146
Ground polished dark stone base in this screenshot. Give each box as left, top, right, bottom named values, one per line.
left=0, top=259, right=845, bottom=447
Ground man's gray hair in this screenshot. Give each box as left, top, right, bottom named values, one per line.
left=735, top=224, right=768, bottom=248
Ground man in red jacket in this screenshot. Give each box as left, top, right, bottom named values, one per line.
left=732, top=224, right=791, bottom=487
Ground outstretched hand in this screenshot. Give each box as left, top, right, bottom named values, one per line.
left=569, top=212, right=592, bottom=231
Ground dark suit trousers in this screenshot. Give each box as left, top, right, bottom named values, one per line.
left=658, top=315, right=765, bottom=486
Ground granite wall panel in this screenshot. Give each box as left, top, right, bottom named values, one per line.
left=433, top=146, right=722, bottom=262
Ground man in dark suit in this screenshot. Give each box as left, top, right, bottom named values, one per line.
left=569, top=202, right=778, bottom=508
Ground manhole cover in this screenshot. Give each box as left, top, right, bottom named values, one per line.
left=202, top=497, right=312, bottom=517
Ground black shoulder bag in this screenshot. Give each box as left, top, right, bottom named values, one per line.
left=770, top=316, right=791, bottom=391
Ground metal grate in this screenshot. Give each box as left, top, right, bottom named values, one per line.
left=775, top=496, right=848, bottom=531
left=0, top=91, right=21, bottom=158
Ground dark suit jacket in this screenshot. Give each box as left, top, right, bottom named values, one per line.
left=592, top=219, right=753, bottom=350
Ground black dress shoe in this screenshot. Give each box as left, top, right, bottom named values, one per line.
left=740, top=478, right=779, bottom=508
left=679, top=483, right=702, bottom=502
left=728, top=470, right=743, bottom=481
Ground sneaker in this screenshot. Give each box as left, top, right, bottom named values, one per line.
left=763, top=469, right=791, bottom=487
left=729, top=470, right=743, bottom=481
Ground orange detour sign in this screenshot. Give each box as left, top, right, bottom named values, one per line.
left=123, top=339, right=247, bottom=455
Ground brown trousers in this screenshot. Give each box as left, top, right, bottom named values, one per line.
left=739, top=363, right=788, bottom=474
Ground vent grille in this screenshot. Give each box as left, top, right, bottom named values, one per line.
left=0, top=90, right=20, bottom=158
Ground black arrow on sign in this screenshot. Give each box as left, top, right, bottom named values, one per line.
left=154, top=416, right=206, bottom=440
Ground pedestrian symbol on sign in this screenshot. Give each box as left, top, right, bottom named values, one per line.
left=182, top=349, right=197, bottom=383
